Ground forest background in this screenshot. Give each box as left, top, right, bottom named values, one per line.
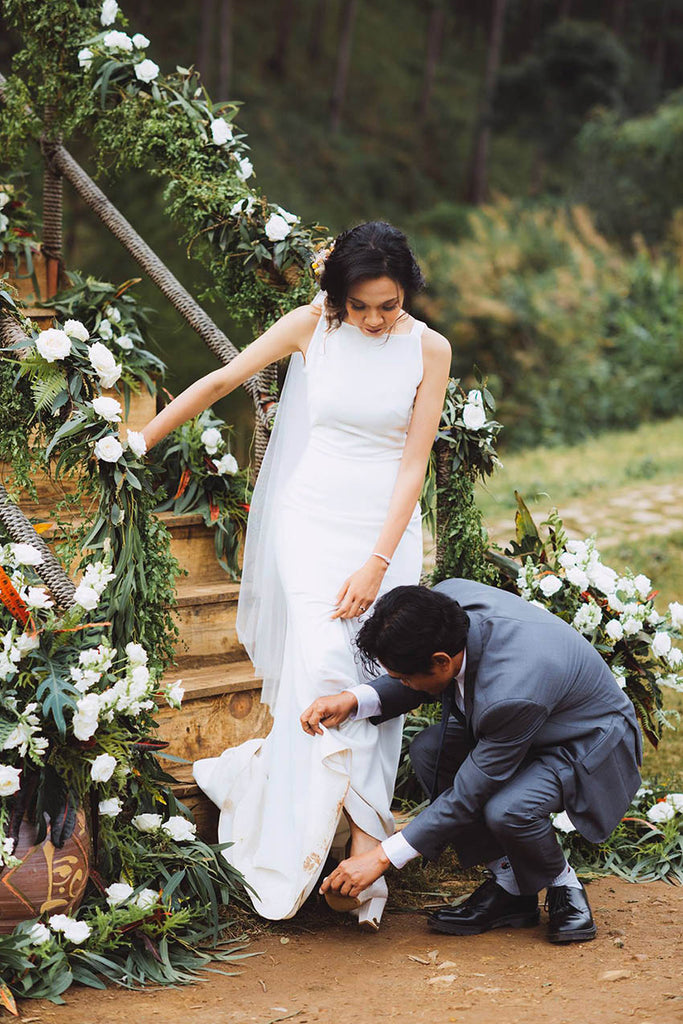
left=3, top=0, right=683, bottom=461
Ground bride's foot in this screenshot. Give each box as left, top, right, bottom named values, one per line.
left=325, top=877, right=388, bottom=931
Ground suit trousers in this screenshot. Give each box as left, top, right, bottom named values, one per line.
left=409, top=718, right=568, bottom=894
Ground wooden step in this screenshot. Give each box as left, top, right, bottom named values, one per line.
left=159, top=512, right=241, bottom=587
left=172, top=579, right=245, bottom=663
left=156, top=660, right=272, bottom=782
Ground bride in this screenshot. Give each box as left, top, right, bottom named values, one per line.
left=142, top=221, right=451, bottom=928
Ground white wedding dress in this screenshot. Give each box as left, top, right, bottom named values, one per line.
left=194, top=306, right=425, bottom=919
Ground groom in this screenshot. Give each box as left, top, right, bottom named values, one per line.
left=300, top=579, right=642, bottom=943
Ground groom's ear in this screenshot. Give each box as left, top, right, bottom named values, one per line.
left=430, top=652, right=452, bottom=671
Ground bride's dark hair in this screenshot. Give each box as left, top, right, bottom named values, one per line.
left=319, top=221, right=426, bottom=330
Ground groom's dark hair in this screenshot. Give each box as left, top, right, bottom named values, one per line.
left=355, top=585, right=469, bottom=676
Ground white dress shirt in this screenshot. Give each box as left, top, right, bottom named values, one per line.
left=346, top=652, right=467, bottom=868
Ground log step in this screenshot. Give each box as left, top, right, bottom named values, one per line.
left=156, top=659, right=272, bottom=787
left=172, top=579, right=244, bottom=663
left=158, top=512, right=241, bottom=587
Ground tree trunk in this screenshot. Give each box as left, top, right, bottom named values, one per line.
left=419, top=2, right=446, bottom=123
left=308, top=0, right=327, bottom=62
left=465, top=0, right=509, bottom=204
left=330, top=0, right=359, bottom=133
left=197, top=0, right=216, bottom=90
left=266, top=0, right=297, bottom=78
left=217, top=0, right=234, bottom=99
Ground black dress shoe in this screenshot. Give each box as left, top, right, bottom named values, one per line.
left=545, top=884, right=597, bottom=943
left=428, top=877, right=540, bottom=935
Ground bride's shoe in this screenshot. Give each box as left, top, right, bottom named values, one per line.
left=325, top=877, right=388, bottom=931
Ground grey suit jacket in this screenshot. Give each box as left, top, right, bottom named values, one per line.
left=370, top=579, right=642, bottom=860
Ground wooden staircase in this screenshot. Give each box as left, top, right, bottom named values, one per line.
left=155, top=513, right=272, bottom=838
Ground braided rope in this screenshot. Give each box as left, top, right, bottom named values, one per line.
left=434, top=438, right=451, bottom=578
left=0, top=311, right=29, bottom=350
left=41, top=107, right=63, bottom=266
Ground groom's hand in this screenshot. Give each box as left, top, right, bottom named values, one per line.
left=300, top=691, right=358, bottom=736
left=320, top=846, right=390, bottom=898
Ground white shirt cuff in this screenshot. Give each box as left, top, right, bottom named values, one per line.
left=381, top=831, right=420, bottom=869
left=346, top=684, right=382, bottom=721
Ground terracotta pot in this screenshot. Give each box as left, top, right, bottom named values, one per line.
left=0, top=809, right=90, bottom=934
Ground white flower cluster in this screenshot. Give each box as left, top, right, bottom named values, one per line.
left=200, top=426, right=239, bottom=475
left=646, top=792, right=683, bottom=824
left=1, top=698, right=48, bottom=762
left=1, top=834, right=19, bottom=869
left=97, top=305, right=136, bottom=351
left=47, top=913, right=91, bottom=944
left=264, top=207, right=299, bottom=242
left=0, top=763, right=22, bottom=797
left=73, top=560, right=117, bottom=612
left=34, top=319, right=91, bottom=362
left=518, top=534, right=683, bottom=692
left=105, top=881, right=160, bottom=910
left=71, top=641, right=157, bottom=743
left=131, top=812, right=197, bottom=842
left=0, top=621, right=39, bottom=681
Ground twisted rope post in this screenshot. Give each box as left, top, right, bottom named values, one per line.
left=41, top=106, right=64, bottom=297
left=434, top=438, right=451, bottom=580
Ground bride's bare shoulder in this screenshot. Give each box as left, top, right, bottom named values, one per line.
left=276, top=302, right=323, bottom=352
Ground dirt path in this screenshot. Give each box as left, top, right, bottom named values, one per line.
left=25, top=878, right=683, bottom=1024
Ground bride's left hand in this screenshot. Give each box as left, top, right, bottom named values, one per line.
left=331, top=559, right=386, bottom=620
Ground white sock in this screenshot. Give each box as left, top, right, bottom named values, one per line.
left=550, top=860, right=582, bottom=890
left=486, top=856, right=521, bottom=895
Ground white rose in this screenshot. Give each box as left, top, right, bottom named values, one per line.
left=98, top=318, right=113, bottom=339
left=537, top=574, right=562, bottom=598
left=132, top=813, right=162, bottom=833
left=100, top=0, right=119, bottom=25
left=88, top=342, right=121, bottom=388
left=211, top=117, right=233, bottom=145
left=90, top=753, right=116, bottom=783
left=265, top=213, right=292, bottom=242
left=565, top=566, right=589, bottom=590
left=62, top=919, right=91, bottom=944
left=467, top=389, right=484, bottom=406
left=125, top=642, right=148, bottom=666
left=666, top=793, right=683, bottom=813
left=77, top=47, right=94, bottom=70
left=135, top=59, right=160, bottom=84
left=605, top=619, right=624, bottom=642
left=63, top=319, right=90, bottom=342
left=115, top=333, right=134, bottom=350
left=72, top=693, right=101, bottom=741
left=161, top=815, right=197, bottom=842
left=28, top=922, right=51, bottom=945
left=94, top=435, right=124, bottom=464
left=132, top=33, right=150, bottom=49
left=126, top=431, right=147, bottom=458
left=667, top=647, right=683, bottom=670
left=133, top=888, right=160, bottom=909
left=230, top=196, right=256, bottom=217
left=201, top=427, right=223, bottom=455
left=74, top=583, right=101, bottom=611
left=651, top=632, right=672, bottom=657
left=622, top=616, right=641, bottom=636
left=24, top=587, right=54, bottom=610
left=99, top=796, right=122, bottom=817
left=647, top=801, right=675, bottom=823
left=462, top=402, right=487, bottom=431
left=10, top=543, right=43, bottom=566
left=215, top=453, right=239, bottom=476
left=104, top=304, right=121, bottom=323
left=91, top=396, right=122, bottom=422
left=669, top=602, right=683, bottom=629
left=15, top=632, right=39, bottom=655
left=587, top=564, right=618, bottom=595
left=235, top=156, right=253, bottom=181
left=552, top=810, right=576, bottom=834
left=103, top=30, right=133, bottom=52
left=0, top=764, right=22, bottom=796
left=633, top=574, right=652, bottom=599
left=105, top=882, right=134, bottom=906
left=36, top=328, right=72, bottom=363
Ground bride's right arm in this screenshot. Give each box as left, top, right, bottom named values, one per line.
left=142, top=304, right=319, bottom=451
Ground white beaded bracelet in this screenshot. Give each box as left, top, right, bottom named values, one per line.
left=372, top=551, right=392, bottom=567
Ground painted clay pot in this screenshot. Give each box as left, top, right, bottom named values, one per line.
left=0, top=809, right=90, bottom=934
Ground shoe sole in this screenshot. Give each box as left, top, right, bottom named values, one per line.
left=428, top=910, right=540, bottom=935
left=548, top=926, right=597, bottom=944
left=324, top=892, right=361, bottom=913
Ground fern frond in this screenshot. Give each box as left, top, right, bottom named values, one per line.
left=31, top=369, right=67, bottom=413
